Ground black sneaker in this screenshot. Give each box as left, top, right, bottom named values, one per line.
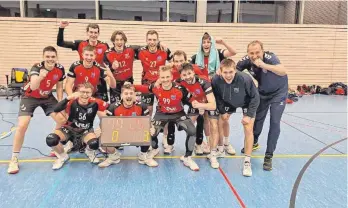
left=263, top=157, right=273, bottom=171
left=241, top=143, right=260, bottom=153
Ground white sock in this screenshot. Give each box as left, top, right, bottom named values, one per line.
left=12, top=152, right=19, bottom=159
left=218, top=145, right=224, bottom=152
left=224, top=137, right=229, bottom=145
left=56, top=152, right=68, bottom=159
left=244, top=155, right=251, bottom=163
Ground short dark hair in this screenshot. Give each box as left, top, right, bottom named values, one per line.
left=179, top=63, right=194, bottom=74
left=146, top=30, right=159, bottom=38
left=86, top=23, right=100, bottom=33
left=43, top=46, right=57, bottom=55
left=220, top=58, right=236, bottom=71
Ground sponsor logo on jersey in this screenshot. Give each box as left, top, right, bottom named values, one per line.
left=171, top=95, right=176, bottom=100
left=234, top=88, right=239, bottom=93
left=131, top=112, right=137, bottom=116
left=87, top=108, right=92, bottom=113
left=53, top=74, right=58, bottom=80
left=125, top=53, right=130, bottom=59
left=91, top=72, right=96, bottom=78
left=97, top=48, right=103, bottom=54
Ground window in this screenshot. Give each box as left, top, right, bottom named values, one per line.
left=207, top=0, right=234, bottom=23
left=169, top=0, right=196, bottom=22
left=239, top=1, right=297, bottom=24
left=303, top=0, right=347, bottom=25
left=100, top=1, right=167, bottom=21
left=25, top=1, right=95, bottom=19
left=0, top=1, right=20, bottom=17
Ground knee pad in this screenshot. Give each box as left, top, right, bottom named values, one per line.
left=87, top=138, right=99, bottom=150
left=46, top=133, right=60, bottom=147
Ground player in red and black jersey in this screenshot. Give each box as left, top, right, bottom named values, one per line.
left=97, top=83, right=158, bottom=168
left=7, top=46, right=67, bottom=174
left=133, top=65, right=199, bottom=171
left=103, top=30, right=141, bottom=104
left=46, top=82, right=108, bottom=170
left=135, top=30, right=172, bottom=115
left=57, top=21, right=110, bottom=101
left=65, top=45, right=116, bottom=100
left=163, top=51, right=211, bottom=155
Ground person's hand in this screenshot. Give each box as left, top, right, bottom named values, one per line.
left=216, top=69, right=221, bottom=76
left=112, top=60, right=119, bottom=70
left=253, top=58, right=266, bottom=69
left=154, top=79, right=162, bottom=88
left=67, top=92, right=80, bottom=100
left=241, top=116, right=251, bottom=125
left=150, top=126, right=156, bottom=136
left=39, top=69, right=48, bottom=79
left=215, top=37, right=224, bottom=45
left=59, top=20, right=69, bottom=28
left=192, top=100, right=201, bottom=109
left=198, top=108, right=205, bottom=115
left=221, top=113, right=229, bottom=121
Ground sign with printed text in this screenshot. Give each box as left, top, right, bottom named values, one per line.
left=100, top=116, right=151, bottom=147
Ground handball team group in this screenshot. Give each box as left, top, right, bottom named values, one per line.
left=7, top=20, right=288, bottom=178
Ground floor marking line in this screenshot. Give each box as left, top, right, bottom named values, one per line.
left=281, top=120, right=345, bottom=154
left=219, top=167, right=247, bottom=208
left=0, top=154, right=346, bottom=163
left=289, top=137, right=347, bottom=208
left=284, top=113, right=347, bottom=130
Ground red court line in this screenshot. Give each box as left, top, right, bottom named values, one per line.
left=218, top=167, right=247, bottom=208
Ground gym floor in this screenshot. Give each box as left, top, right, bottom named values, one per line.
left=0, top=95, right=346, bottom=208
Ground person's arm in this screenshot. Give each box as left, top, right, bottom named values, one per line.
left=56, top=21, right=79, bottom=50
left=211, top=76, right=226, bottom=114
left=56, top=81, right=64, bottom=101
left=236, top=55, right=251, bottom=72
left=254, top=53, right=287, bottom=76
left=65, top=63, right=77, bottom=96
left=54, top=92, right=78, bottom=113
left=102, top=65, right=116, bottom=88
left=244, top=76, right=260, bottom=118
left=191, top=80, right=216, bottom=111
left=215, top=38, right=237, bottom=57
left=133, top=84, right=153, bottom=94
left=29, top=65, right=47, bottom=90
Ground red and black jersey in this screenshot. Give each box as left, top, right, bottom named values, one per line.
left=136, top=46, right=172, bottom=84
left=192, top=64, right=210, bottom=82
left=176, top=76, right=212, bottom=104
left=106, top=101, right=149, bottom=116
left=24, top=62, right=65, bottom=98
left=71, top=40, right=109, bottom=65
left=103, top=46, right=136, bottom=81
left=67, top=61, right=106, bottom=93
left=61, top=97, right=108, bottom=131
left=135, top=82, right=192, bottom=114
left=171, top=66, right=181, bottom=81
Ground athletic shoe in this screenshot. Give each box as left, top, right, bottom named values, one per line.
left=224, top=144, right=236, bottom=155
left=85, top=148, right=100, bottom=164
left=148, top=148, right=160, bottom=159
left=194, top=144, right=204, bottom=155
left=180, top=156, right=199, bottom=171
left=98, top=151, right=121, bottom=168
left=263, top=156, right=273, bottom=171
left=243, top=161, right=252, bottom=177
left=7, top=156, right=19, bottom=174
left=52, top=153, right=69, bottom=170
left=202, top=142, right=211, bottom=154
left=138, top=152, right=158, bottom=167
left=241, top=143, right=260, bottom=154
left=209, top=151, right=219, bottom=169
left=164, top=145, right=174, bottom=154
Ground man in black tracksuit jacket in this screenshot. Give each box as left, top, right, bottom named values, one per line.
left=237, top=40, right=288, bottom=171
left=211, top=58, right=259, bottom=177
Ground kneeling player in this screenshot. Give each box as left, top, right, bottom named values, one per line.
left=133, top=65, right=199, bottom=171
left=212, top=59, right=260, bottom=177
left=98, top=83, right=158, bottom=168
left=46, top=82, right=108, bottom=170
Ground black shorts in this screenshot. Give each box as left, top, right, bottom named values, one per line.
left=18, top=95, right=58, bottom=117
left=57, top=126, right=94, bottom=152
left=210, top=102, right=253, bottom=118
left=151, top=111, right=192, bottom=132
left=187, top=107, right=218, bottom=118
left=95, top=78, right=109, bottom=102
left=141, top=93, right=155, bottom=106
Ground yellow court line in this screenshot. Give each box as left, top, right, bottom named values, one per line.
left=0, top=154, right=346, bottom=163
